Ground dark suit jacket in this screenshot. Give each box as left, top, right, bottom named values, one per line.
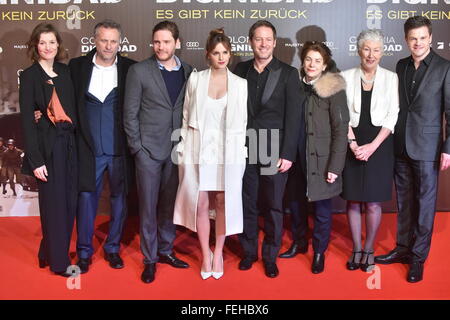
left=19, top=62, right=77, bottom=176
left=124, top=55, right=192, bottom=160
left=234, top=57, right=305, bottom=162
left=394, top=50, right=450, bottom=161
left=68, top=50, right=136, bottom=192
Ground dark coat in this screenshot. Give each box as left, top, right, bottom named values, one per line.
left=19, top=62, right=77, bottom=176
left=234, top=57, right=305, bottom=163
left=68, top=49, right=136, bottom=192
left=303, top=71, right=349, bottom=202
left=395, top=50, right=450, bottom=161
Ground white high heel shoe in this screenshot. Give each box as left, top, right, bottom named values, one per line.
left=212, top=255, right=224, bottom=279
left=200, top=250, right=213, bottom=280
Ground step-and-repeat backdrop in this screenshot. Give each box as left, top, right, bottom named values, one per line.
left=1, top=0, right=449, bottom=216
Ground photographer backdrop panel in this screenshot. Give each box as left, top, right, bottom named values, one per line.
left=0, top=0, right=449, bottom=216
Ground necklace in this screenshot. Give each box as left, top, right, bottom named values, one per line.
left=361, top=70, right=375, bottom=85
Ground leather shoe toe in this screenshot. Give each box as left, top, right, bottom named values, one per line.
left=279, top=241, right=308, bottom=258
left=407, top=262, right=424, bottom=283
left=374, top=247, right=409, bottom=265
left=76, top=257, right=92, bottom=274
left=158, top=254, right=189, bottom=268
left=105, top=253, right=124, bottom=269
left=263, top=262, right=279, bottom=278
left=238, top=257, right=257, bottom=271
left=141, top=264, right=156, bottom=284
left=312, top=253, right=325, bottom=274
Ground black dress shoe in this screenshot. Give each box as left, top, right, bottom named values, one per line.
left=158, top=253, right=189, bottom=268
left=312, top=253, right=325, bottom=274
left=374, top=247, right=409, bottom=265
left=279, top=241, right=308, bottom=258
left=141, top=263, right=156, bottom=284
left=238, top=256, right=257, bottom=270
left=407, top=262, right=424, bottom=283
left=263, top=262, right=279, bottom=278
left=76, top=257, right=92, bottom=274
left=105, top=253, right=124, bottom=269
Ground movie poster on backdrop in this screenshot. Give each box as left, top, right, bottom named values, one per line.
left=0, top=0, right=449, bottom=216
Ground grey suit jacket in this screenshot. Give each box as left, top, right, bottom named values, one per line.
left=124, top=55, right=192, bottom=160
left=394, top=50, right=450, bottom=161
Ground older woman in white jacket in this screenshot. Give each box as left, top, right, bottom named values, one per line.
left=341, top=29, right=399, bottom=272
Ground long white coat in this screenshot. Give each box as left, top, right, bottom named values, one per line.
left=173, top=68, right=248, bottom=236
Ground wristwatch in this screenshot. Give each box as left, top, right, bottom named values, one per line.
left=348, top=138, right=356, bottom=144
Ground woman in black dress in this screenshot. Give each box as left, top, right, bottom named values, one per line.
left=341, top=29, right=399, bottom=271
left=20, top=23, right=77, bottom=276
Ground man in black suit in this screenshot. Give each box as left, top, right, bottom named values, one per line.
left=375, top=16, right=450, bottom=283
left=68, top=20, right=136, bottom=273
left=234, top=20, right=304, bottom=278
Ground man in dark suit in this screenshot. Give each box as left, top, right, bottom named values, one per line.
left=68, top=20, right=136, bottom=273
left=375, top=16, right=450, bottom=283
left=124, top=21, right=192, bottom=284
left=234, top=20, right=304, bottom=278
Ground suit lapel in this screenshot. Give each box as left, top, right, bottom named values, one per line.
left=172, top=60, right=191, bottom=107
left=401, top=59, right=411, bottom=106
left=261, top=64, right=281, bottom=106
left=149, top=57, right=173, bottom=108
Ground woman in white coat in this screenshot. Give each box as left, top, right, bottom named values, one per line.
left=341, top=29, right=399, bottom=272
left=173, top=28, right=248, bottom=280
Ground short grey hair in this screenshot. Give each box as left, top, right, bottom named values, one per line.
left=357, top=29, right=384, bottom=51
left=94, top=19, right=122, bottom=37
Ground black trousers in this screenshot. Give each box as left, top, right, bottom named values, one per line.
left=286, top=161, right=333, bottom=254
left=239, top=163, right=288, bottom=263
left=135, top=150, right=178, bottom=265
left=394, top=154, right=439, bottom=263
left=38, top=123, right=77, bottom=273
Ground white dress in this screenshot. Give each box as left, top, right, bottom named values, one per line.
left=198, top=94, right=227, bottom=191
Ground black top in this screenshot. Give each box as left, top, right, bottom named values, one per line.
left=247, top=59, right=274, bottom=115
left=405, top=49, right=434, bottom=103
left=234, top=57, right=305, bottom=162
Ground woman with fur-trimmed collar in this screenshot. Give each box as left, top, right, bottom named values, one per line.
left=280, top=41, right=349, bottom=274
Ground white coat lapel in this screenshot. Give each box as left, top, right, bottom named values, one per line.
left=196, top=68, right=211, bottom=133
left=354, top=68, right=362, bottom=114
left=370, top=65, right=382, bottom=115
left=225, top=69, right=237, bottom=129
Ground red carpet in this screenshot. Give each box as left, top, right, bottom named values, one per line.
left=0, top=212, right=449, bottom=300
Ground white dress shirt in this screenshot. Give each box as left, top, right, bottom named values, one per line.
left=88, top=53, right=118, bottom=103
